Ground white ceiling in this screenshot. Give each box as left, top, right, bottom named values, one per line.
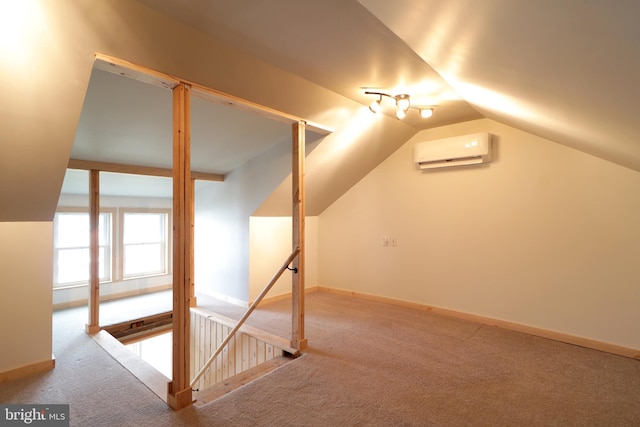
left=68, top=0, right=640, bottom=199
left=136, top=0, right=640, bottom=171
left=69, top=68, right=319, bottom=197
left=73, top=68, right=294, bottom=175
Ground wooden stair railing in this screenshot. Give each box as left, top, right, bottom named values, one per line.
left=190, top=248, right=300, bottom=389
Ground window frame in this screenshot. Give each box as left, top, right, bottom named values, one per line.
left=53, top=207, right=116, bottom=289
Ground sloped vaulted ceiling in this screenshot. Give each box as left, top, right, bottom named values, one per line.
left=142, top=0, right=640, bottom=173
left=359, top=0, right=640, bottom=171
left=5, top=1, right=636, bottom=220
left=137, top=0, right=480, bottom=129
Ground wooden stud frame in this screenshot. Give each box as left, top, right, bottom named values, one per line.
left=291, top=122, right=308, bottom=351
left=87, top=53, right=333, bottom=410
left=167, top=83, right=194, bottom=410
left=67, top=159, right=223, bottom=182
left=86, top=169, right=100, bottom=334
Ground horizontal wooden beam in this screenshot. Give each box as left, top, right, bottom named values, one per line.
left=190, top=85, right=334, bottom=136
left=94, top=53, right=334, bottom=137
left=68, top=159, right=224, bottom=182
left=102, top=311, right=173, bottom=340
left=94, top=55, right=180, bottom=91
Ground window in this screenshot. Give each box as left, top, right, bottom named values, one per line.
left=53, top=211, right=112, bottom=288
left=53, top=207, right=171, bottom=289
left=122, top=211, right=169, bottom=278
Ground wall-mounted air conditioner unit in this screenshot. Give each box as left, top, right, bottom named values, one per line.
left=413, top=133, right=493, bottom=170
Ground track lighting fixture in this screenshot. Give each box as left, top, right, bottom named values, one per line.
left=365, top=91, right=435, bottom=120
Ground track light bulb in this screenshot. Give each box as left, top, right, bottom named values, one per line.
left=369, top=98, right=382, bottom=113
left=395, top=108, right=406, bottom=120
left=420, top=108, right=433, bottom=118
left=395, top=94, right=410, bottom=111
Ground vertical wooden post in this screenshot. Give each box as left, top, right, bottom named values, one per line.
left=167, top=83, right=193, bottom=410
left=86, top=169, right=100, bottom=334
left=291, top=121, right=307, bottom=351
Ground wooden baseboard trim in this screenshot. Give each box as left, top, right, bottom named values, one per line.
left=0, top=356, right=55, bottom=383
left=253, top=286, right=319, bottom=307
left=316, top=287, right=640, bottom=361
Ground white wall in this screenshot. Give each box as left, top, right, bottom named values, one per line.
left=249, top=216, right=318, bottom=302
left=0, top=222, right=53, bottom=373
left=194, top=138, right=293, bottom=304
left=319, top=118, right=640, bottom=350
left=0, top=0, right=390, bottom=377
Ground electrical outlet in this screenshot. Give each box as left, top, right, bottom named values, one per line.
left=389, top=237, right=397, bottom=246
left=381, top=236, right=389, bottom=246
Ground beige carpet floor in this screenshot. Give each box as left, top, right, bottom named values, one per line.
left=2, top=290, right=640, bottom=426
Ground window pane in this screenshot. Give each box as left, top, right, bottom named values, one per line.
left=54, top=211, right=111, bottom=286
left=99, top=246, right=110, bottom=282
left=56, top=248, right=89, bottom=283
left=122, top=211, right=167, bottom=278
left=56, top=213, right=89, bottom=248
left=55, top=247, right=108, bottom=285
left=98, top=214, right=107, bottom=246
left=124, top=213, right=163, bottom=244
left=124, top=243, right=164, bottom=276
left=55, top=213, right=108, bottom=247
